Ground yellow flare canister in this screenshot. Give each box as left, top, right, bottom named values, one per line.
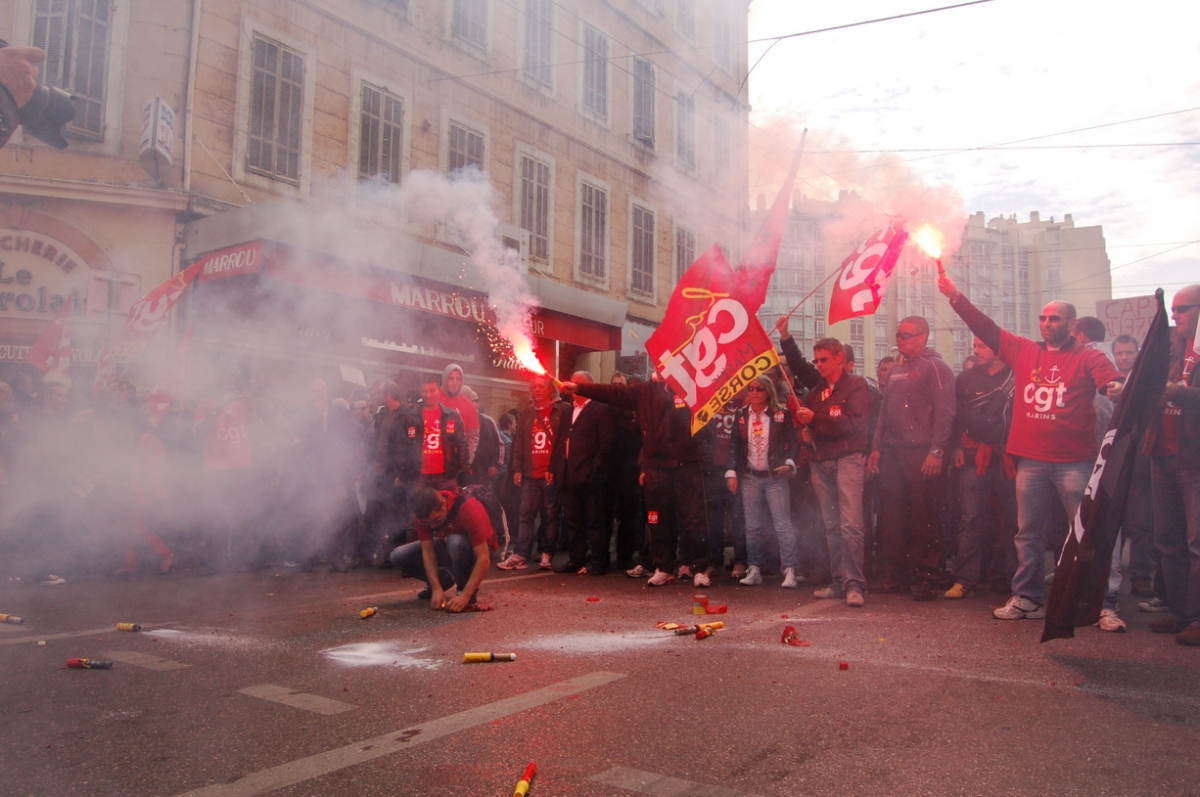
left=115, top=623, right=141, bottom=632
left=0, top=613, right=24, bottom=625
left=360, top=607, right=378, bottom=619
left=463, top=652, right=517, bottom=663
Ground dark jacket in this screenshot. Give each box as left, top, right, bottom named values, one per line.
left=398, top=401, right=468, bottom=481
left=510, top=400, right=571, bottom=480
left=471, top=412, right=503, bottom=478
left=804, top=372, right=871, bottom=461
left=873, top=347, right=956, bottom=452
left=951, top=363, right=1014, bottom=450
left=728, top=404, right=799, bottom=475
left=574, top=380, right=703, bottom=470
left=779, top=335, right=821, bottom=393
left=552, top=399, right=614, bottom=487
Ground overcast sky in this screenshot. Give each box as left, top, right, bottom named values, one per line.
left=746, top=0, right=1200, bottom=303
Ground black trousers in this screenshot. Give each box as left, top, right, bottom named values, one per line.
left=643, top=465, right=708, bottom=572
left=562, top=478, right=610, bottom=569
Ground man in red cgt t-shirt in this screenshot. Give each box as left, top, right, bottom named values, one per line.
left=940, top=271, right=1122, bottom=621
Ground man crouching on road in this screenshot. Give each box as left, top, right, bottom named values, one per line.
left=391, top=486, right=497, bottom=612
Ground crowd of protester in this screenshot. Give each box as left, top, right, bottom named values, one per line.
left=1, top=283, right=1196, bottom=646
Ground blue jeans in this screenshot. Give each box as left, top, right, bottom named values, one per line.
left=389, top=534, right=477, bottom=598
left=1151, top=457, right=1200, bottom=625
left=809, top=454, right=866, bottom=593
left=954, top=455, right=1018, bottom=590
left=1012, top=457, right=1092, bottom=605
left=513, top=477, right=560, bottom=559
left=742, top=472, right=799, bottom=571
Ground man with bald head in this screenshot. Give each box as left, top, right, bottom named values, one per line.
left=1145, top=285, right=1200, bottom=645
left=940, top=276, right=1122, bottom=620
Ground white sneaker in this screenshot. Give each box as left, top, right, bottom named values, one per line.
left=646, top=569, right=677, bottom=587
left=1137, top=597, right=1169, bottom=613
left=1097, top=608, right=1126, bottom=632
left=626, top=564, right=650, bottom=578
left=539, top=552, right=553, bottom=570
left=739, top=565, right=763, bottom=586
left=693, top=570, right=712, bottom=588
left=677, top=565, right=693, bottom=581
left=813, top=586, right=842, bottom=599
left=496, top=554, right=528, bottom=571
left=781, top=568, right=798, bottom=589
left=993, top=595, right=1045, bottom=620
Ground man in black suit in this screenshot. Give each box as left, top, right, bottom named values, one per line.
left=553, top=371, right=615, bottom=575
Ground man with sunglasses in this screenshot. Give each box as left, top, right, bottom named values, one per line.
left=866, top=317, right=957, bottom=601
left=939, top=273, right=1122, bottom=620
left=792, top=338, right=872, bottom=606
left=1144, top=286, right=1200, bottom=646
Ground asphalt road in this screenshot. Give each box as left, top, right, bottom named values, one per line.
left=2, top=563, right=1198, bottom=797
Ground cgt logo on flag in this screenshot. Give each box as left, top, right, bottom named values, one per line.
left=648, top=246, right=780, bottom=434
left=827, top=224, right=909, bottom=326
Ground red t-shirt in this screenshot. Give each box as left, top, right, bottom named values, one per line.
left=415, top=488, right=498, bottom=551
left=199, top=399, right=252, bottom=472
left=421, top=407, right=445, bottom=475
left=530, top=405, right=555, bottom=478
left=439, top=389, right=480, bottom=433
left=1152, top=357, right=1194, bottom=457
left=998, top=332, right=1122, bottom=462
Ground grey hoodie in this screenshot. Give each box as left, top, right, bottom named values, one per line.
left=873, top=347, right=956, bottom=452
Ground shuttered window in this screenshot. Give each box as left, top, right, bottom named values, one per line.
left=582, top=26, right=608, bottom=122
left=676, top=91, right=695, bottom=169
left=451, top=0, right=487, bottom=51
left=632, top=58, right=655, bottom=148
left=359, top=83, right=403, bottom=183
left=580, top=181, right=607, bottom=280
left=675, top=225, right=695, bottom=282
left=448, top=121, right=484, bottom=174
left=523, top=0, right=553, bottom=87
left=519, top=154, right=551, bottom=261
left=32, top=0, right=110, bottom=139
left=631, top=205, right=655, bottom=297
left=248, top=35, right=304, bottom=183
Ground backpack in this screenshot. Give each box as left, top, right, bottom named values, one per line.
left=445, top=483, right=507, bottom=543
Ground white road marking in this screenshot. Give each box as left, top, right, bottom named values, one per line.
left=172, top=670, right=627, bottom=797
left=238, top=684, right=355, bottom=715
left=590, top=766, right=764, bottom=796
left=103, top=650, right=190, bottom=671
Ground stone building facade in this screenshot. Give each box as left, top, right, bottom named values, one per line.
left=0, top=0, right=750, bottom=409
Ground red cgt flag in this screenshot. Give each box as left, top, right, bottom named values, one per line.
left=647, top=245, right=779, bottom=434
left=827, top=222, right=909, bottom=326
left=25, top=300, right=74, bottom=384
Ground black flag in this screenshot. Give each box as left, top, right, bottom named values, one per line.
left=1042, top=289, right=1172, bottom=642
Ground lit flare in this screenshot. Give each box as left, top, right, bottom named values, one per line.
left=912, top=225, right=944, bottom=259
left=510, top=335, right=546, bottom=376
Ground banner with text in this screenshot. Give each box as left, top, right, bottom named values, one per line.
left=647, top=245, right=779, bottom=434
left=827, top=223, right=909, bottom=326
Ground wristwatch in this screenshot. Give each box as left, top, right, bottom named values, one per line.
left=930, top=448, right=944, bottom=458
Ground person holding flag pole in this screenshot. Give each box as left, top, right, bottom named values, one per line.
left=937, top=262, right=1123, bottom=620
left=1143, top=286, right=1200, bottom=646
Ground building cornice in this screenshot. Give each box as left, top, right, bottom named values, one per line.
left=0, top=174, right=191, bottom=211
